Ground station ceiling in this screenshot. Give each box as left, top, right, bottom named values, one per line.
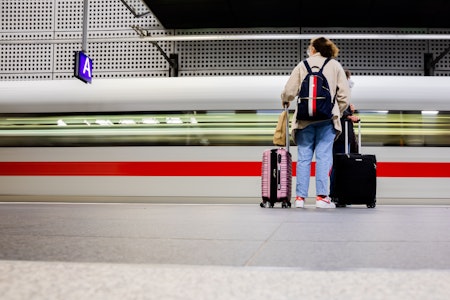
left=142, top=0, right=450, bottom=29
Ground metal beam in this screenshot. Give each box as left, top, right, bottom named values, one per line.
left=132, top=25, right=178, bottom=77
left=3, top=33, right=450, bottom=45
left=119, top=0, right=151, bottom=18
left=81, top=0, right=88, bottom=52
left=424, top=45, right=450, bottom=76
left=132, top=33, right=450, bottom=41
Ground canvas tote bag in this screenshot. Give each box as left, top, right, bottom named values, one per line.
left=272, top=109, right=288, bottom=146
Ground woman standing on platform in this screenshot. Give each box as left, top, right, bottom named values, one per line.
left=281, top=37, right=350, bottom=209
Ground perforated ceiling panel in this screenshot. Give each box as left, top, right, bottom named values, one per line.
left=1, top=0, right=55, bottom=80
left=1, top=0, right=449, bottom=80
left=1, top=0, right=170, bottom=80
left=176, top=28, right=301, bottom=76
left=429, top=28, right=450, bottom=76
left=301, top=28, right=430, bottom=76
left=53, top=0, right=169, bottom=79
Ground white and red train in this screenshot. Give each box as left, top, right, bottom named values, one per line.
left=0, top=76, right=449, bottom=203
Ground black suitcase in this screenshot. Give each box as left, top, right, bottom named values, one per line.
left=331, top=120, right=377, bottom=208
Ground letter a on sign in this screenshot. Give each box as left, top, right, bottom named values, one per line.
left=74, top=51, right=93, bottom=83
left=83, top=58, right=91, bottom=78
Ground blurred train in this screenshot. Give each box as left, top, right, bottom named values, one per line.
left=0, top=76, right=449, bottom=204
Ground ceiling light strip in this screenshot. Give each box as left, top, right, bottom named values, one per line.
left=141, top=34, right=450, bottom=41
left=2, top=34, right=450, bottom=45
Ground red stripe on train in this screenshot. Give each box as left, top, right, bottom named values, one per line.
left=0, top=162, right=449, bottom=177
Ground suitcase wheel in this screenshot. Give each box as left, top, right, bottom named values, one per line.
left=281, top=202, right=291, bottom=208
left=367, top=202, right=376, bottom=208
left=260, top=201, right=273, bottom=208
left=262, top=201, right=273, bottom=208
left=332, top=197, right=346, bottom=208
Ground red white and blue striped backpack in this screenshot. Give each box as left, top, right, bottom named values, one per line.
left=296, top=57, right=335, bottom=121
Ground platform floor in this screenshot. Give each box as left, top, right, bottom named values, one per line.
left=1, top=201, right=449, bottom=299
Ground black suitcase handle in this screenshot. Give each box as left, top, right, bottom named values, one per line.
left=344, top=118, right=361, bottom=155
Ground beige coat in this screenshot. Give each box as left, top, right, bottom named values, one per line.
left=281, top=53, right=350, bottom=142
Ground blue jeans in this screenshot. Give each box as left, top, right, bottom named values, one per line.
left=295, top=120, right=335, bottom=198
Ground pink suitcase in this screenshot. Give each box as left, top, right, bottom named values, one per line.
left=260, top=106, right=292, bottom=208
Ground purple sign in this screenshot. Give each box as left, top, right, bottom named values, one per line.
left=74, top=51, right=93, bottom=83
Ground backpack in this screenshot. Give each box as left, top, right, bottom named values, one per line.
left=296, top=57, right=335, bottom=121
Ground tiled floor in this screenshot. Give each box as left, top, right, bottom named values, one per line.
left=1, top=202, right=449, bottom=299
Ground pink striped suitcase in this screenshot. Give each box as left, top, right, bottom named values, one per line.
left=260, top=106, right=292, bottom=208
left=260, top=148, right=292, bottom=208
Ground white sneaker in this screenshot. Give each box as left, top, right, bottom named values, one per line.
left=316, top=196, right=336, bottom=208
left=295, top=196, right=305, bottom=208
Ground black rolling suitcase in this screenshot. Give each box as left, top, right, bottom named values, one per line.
left=331, top=120, right=377, bottom=208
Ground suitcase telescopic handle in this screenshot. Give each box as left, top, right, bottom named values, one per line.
left=357, top=119, right=361, bottom=153
left=284, top=104, right=290, bottom=153
left=344, top=118, right=361, bottom=155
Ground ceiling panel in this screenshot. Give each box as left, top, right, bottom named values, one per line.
left=142, top=0, right=450, bottom=29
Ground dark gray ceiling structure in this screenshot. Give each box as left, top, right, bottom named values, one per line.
left=142, top=0, right=450, bottom=29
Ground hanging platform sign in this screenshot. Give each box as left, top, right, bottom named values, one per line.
left=74, top=51, right=93, bottom=83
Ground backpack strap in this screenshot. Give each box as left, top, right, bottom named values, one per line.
left=317, top=57, right=331, bottom=75
left=303, top=60, right=313, bottom=74
left=303, top=57, right=332, bottom=75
